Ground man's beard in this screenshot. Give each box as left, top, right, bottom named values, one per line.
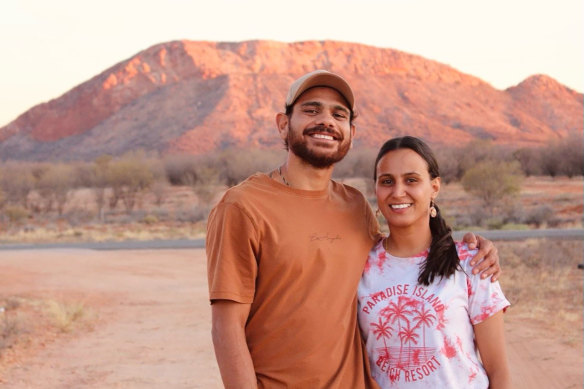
left=288, top=125, right=351, bottom=169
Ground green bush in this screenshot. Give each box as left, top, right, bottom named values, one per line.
left=461, top=160, right=523, bottom=209
left=4, top=205, right=29, bottom=223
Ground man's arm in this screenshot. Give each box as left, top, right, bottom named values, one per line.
left=461, top=233, right=501, bottom=282
left=211, top=300, right=257, bottom=389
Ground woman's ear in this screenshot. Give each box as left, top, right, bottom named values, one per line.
left=431, top=176, right=441, bottom=199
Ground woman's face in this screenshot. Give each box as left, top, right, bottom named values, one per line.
left=375, top=148, right=441, bottom=231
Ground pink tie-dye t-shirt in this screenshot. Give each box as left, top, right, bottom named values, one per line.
left=358, top=241, right=509, bottom=389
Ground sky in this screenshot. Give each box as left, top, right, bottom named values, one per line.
left=1, top=0, right=582, bottom=127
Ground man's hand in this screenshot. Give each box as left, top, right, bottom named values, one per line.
left=462, top=232, right=501, bottom=282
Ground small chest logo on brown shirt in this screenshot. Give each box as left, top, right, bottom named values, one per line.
left=309, top=232, right=342, bottom=244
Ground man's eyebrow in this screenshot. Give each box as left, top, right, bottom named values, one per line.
left=300, top=101, right=323, bottom=108
left=333, top=104, right=350, bottom=114
left=299, top=101, right=350, bottom=114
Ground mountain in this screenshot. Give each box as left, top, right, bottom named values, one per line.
left=0, top=40, right=582, bottom=161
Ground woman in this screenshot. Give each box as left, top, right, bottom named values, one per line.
left=358, top=136, right=511, bottom=388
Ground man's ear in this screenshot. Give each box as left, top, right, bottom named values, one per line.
left=349, top=124, right=356, bottom=148
left=276, top=112, right=289, bottom=141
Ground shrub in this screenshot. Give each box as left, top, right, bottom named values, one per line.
left=0, top=163, right=35, bottom=208
left=106, top=151, right=155, bottom=213
left=333, top=147, right=377, bottom=179
left=46, top=300, right=87, bottom=333
left=524, top=205, right=554, bottom=227
left=35, top=164, right=76, bottom=215
left=142, top=214, right=159, bottom=225
left=461, top=160, right=523, bottom=210
left=4, top=205, right=29, bottom=224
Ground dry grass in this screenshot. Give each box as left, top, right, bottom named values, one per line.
left=498, top=239, right=584, bottom=346
left=0, top=297, right=31, bottom=359
left=0, top=313, right=28, bottom=354
left=0, top=296, right=96, bottom=366
left=0, top=221, right=206, bottom=244
left=46, top=300, right=90, bottom=332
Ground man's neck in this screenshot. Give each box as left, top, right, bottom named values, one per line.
left=280, top=154, right=334, bottom=191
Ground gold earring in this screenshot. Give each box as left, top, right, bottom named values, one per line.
left=430, top=201, right=437, bottom=218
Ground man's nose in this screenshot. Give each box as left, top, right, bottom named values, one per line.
left=315, top=111, right=335, bottom=128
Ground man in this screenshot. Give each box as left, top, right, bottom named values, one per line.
left=206, top=70, right=500, bottom=388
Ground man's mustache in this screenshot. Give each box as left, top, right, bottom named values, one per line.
left=302, top=125, right=343, bottom=141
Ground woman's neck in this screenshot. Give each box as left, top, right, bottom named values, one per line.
left=385, top=226, right=432, bottom=258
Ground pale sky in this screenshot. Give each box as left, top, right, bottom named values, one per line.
left=1, top=0, right=582, bottom=127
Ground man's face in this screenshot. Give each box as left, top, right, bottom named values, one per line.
left=282, top=87, right=355, bottom=169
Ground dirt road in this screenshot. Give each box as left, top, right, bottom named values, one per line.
left=0, top=249, right=581, bottom=388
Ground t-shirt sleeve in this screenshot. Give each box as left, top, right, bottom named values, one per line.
left=206, top=201, right=259, bottom=304
left=364, top=197, right=381, bottom=243
left=457, top=243, right=511, bottom=325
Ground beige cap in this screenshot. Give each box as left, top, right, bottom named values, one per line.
left=285, top=70, right=355, bottom=110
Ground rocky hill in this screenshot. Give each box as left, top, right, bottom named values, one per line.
left=1, top=40, right=582, bottom=161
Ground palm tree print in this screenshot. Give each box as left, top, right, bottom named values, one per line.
left=371, top=317, right=393, bottom=362
left=380, top=296, right=416, bottom=367
left=412, top=304, right=436, bottom=350
left=398, top=320, right=420, bottom=368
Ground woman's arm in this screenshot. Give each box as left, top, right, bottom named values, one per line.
left=473, top=310, right=511, bottom=389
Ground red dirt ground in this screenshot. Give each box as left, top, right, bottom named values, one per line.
left=0, top=248, right=581, bottom=388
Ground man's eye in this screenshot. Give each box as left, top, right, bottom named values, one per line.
left=334, top=113, right=347, bottom=119
left=304, top=109, right=318, bottom=114
left=381, top=179, right=393, bottom=185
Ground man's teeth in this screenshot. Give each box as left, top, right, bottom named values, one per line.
left=391, top=204, right=411, bottom=209
left=312, top=134, right=334, bottom=140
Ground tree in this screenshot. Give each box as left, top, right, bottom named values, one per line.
left=35, top=164, right=76, bottom=215
left=89, top=155, right=113, bottom=221
left=434, top=146, right=460, bottom=184
left=557, top=135, right=584, bottom=178
left=461, top=160, right=523, bottom=211
left=106, top=152, right=154, bottom=214
left=217, top=148, right=284, bottom=187
left=513, top=147, right=543, bottom=177
left=539, top=144, right=563, bottom=178
left=0, top=163, right=35, bottom=209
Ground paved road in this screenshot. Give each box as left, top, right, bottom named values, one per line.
left=452, top=228, right=584, bottom=241
left=0, top=229, right=582, bottom=251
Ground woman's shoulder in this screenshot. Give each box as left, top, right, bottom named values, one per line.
left=454, top=241, right=478, bottom=264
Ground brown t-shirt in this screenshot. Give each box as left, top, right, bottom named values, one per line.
left=207, top=173, right=380, bottom=389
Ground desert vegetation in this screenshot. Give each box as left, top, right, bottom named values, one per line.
left=497, top=239, right=583, bottom=346
left=0, top=295, right=93, bottom=366
left=0, top=137, right=582, bottom=243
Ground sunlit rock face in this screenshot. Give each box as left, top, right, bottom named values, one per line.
left=1, top=40, right=581, bottom=161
